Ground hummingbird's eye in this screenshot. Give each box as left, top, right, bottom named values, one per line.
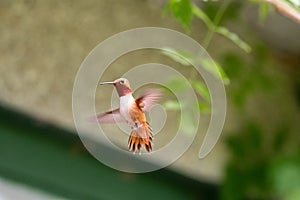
left=120, top=80, right=125, bottom=84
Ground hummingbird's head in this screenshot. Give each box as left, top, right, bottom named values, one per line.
left=99, top=78, right=133, bottom=97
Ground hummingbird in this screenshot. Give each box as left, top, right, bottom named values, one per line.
left=93, top=78, right=162, bottom=153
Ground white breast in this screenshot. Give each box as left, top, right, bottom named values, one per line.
left=119, top=94, right=135, bottom=123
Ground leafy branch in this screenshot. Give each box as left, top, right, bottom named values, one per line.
left=164, top=0, right=252, bottom=53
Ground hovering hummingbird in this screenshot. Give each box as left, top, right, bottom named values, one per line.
left=93, top=78, right=162, bottom=153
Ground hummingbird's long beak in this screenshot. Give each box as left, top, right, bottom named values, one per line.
left=99, top=81, right=115, bottom=85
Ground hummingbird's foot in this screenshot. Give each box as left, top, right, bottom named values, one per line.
left=130, top=122, right=143, bottom=130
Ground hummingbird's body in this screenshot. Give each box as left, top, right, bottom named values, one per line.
left=95, top=78, right=161, bottom=152
left=119, top=94, right=135, bottom=125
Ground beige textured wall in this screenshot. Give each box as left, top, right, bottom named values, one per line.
left=0, top=0, right=227, bottom=182
left=2, top=1, right=298, bottom=183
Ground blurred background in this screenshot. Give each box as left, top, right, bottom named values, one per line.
left=0, top=0, right=299, bottom=199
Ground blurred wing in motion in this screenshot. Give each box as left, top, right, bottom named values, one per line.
left=88, top=108, right=125, bottom=123
left=136, top=88, right=162, bottom=113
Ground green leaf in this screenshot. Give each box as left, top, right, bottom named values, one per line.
left=214, top=60, right=230, bottom=84
left=216, top=26, right=252, bottom=53
left=162, top=47, right=230, bottom=84
left=192, top=3, right=251, bottom=53
left=165, top=2, right=252, bottom=53
left=164, top=100, right=182, bottom=110
left=161, top=48, right=191, bottom=66
left=191, top=80, right=210, bottom=102
left=203, top=1, right=243, bottom=24
left=164, top=77, right=189, bottom=92
left=192, top=4, right=214, bottom=30
left=165, top=0, right=193, bottom=31
left=200, top=57, right=230, bottom=85
left=198, top=101, right=211, bottom=113
left=258, top=2, right=270, bottom=22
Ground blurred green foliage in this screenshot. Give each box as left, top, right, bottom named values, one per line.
left=223, top=122, right=300, bottom=200
left=222, top=43, right=273, bottom=108
left=162, top=0, right=300, bottom=199
left=222, top=123, right=271, bottom=200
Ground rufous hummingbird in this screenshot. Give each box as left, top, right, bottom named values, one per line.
left=94, top=78, right=162, bottom=153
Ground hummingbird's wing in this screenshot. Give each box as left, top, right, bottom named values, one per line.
left=88, top=108, right=126, bottom=123
left=136, top=88, right=162, bottom=113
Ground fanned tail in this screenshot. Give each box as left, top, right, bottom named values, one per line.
left=128, top=122, right=153, bottom=152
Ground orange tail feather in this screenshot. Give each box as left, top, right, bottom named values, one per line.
left=128, top=122, right=152, bottom=152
